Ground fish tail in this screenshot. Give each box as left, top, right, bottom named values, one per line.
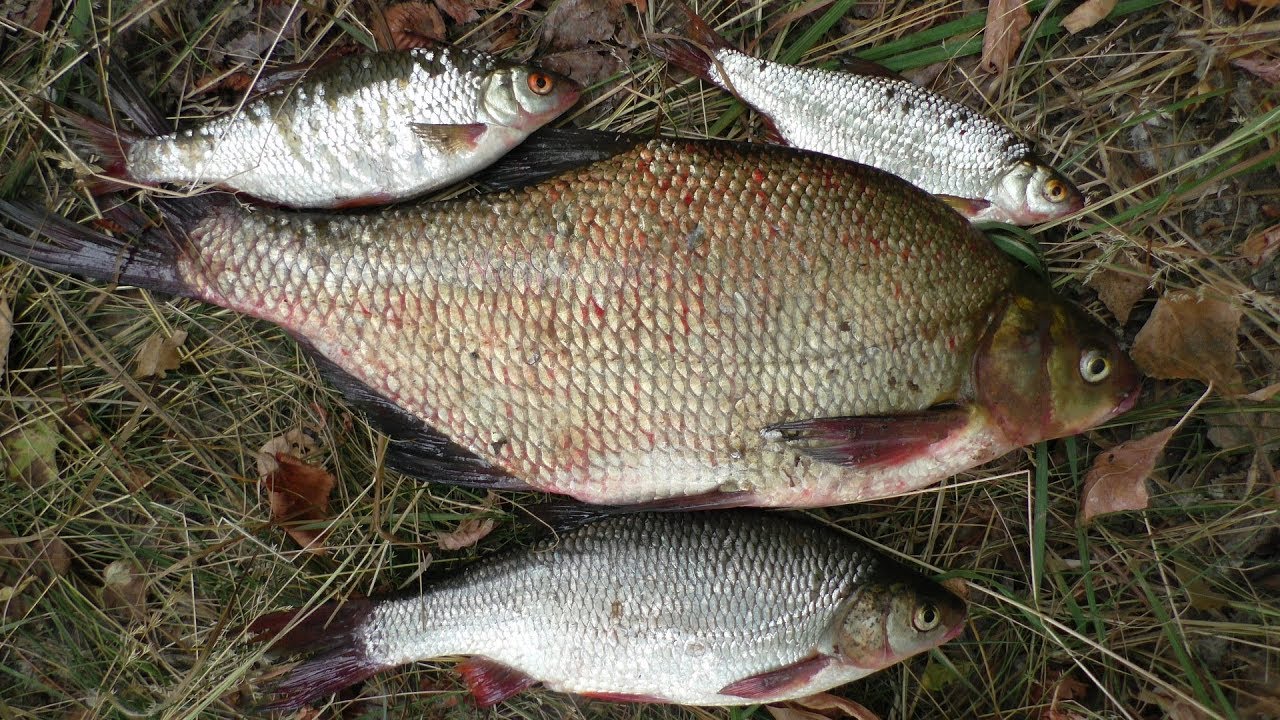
left=57, top=108, right=142, bottom=194
left=248, top=599, right=389, bottom=711
left=0, top=196, right=214, bottom=297
left=649, top=0, right=732, bottom=83
left=104, top=59, right=171, bottom=137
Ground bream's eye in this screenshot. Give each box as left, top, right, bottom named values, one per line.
left=1079, top=349, right=1111, bottom=383
left=912, top=603, right=940, bottom=632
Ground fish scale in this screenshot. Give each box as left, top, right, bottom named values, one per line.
left=173, top=138, right=1011, bottom=504
left=249, top=512, right=966, bottom=708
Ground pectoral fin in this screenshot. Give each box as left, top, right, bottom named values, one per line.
left=936, top=194, right=992, bottom=220
left=410, top=122, right=488, bottom=153
left=718, top=654, right=834, bottom=700
left=457, top=657, right=537, bottom=707
left=763, top=406, right=973, bottom=468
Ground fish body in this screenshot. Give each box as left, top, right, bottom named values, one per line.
left=649, top=1, right=1084, bottom=225
left=0, top=133, right=1139, bottom=508
left=248, top=511, right=967, bottom=709
left=77, top=46, right=580, bottom=207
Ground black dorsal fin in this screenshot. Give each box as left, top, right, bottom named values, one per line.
left=470, top=127, right=642, bottom=192
left=297, top=343, right=535, bottom=491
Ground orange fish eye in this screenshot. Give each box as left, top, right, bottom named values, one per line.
left=527, top=71, right=555, bottom=96
left=1045, top=178, right=1068, bottom=202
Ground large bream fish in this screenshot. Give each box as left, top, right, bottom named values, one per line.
left=649, top=1, right=1084, bottom=225
left=71, top=46, right=580, bottom=208
left=0, top=132, right=1140, bottom=508
left=249, top=511, right=967, bottom=709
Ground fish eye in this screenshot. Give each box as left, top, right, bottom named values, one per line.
left=912, top=602, right=940, bottom=632
left=1044, top=178, right=1069, bottom=203
left=527, top=71, right=555, bottom=96
left=1079, top=349, right=1111, bottom=383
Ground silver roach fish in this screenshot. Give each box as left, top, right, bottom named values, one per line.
left=248, top=511, right=967, bottom=709
left=649, top=0, right=1084, bottom=225
left=70, top=46, right=580, bottom=208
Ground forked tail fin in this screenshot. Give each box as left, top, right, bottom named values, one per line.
left=56, top=108, right=142, bottom=195
left=247, top=598, right=390, bottom=711
left=0, top=197, right=218, bottom=297
left=647, top=0, right=734, bottom=83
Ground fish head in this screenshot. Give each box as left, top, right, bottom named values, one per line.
left=988, top=158, right=1084, bottom=225
left=834, top=570, right=967, bottom=670
left=479, top=66, right=582, bottom=130
left=975, top=275, right=1142, bottom=448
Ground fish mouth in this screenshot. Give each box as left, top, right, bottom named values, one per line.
left=941, top=621, right=966, bottom=643
left=1109, top=382, right=1143, bottom=418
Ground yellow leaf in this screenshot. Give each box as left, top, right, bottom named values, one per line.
left=132, top=329, right=187, bottom=379
left=1062, top=0, right=1117, bottom=34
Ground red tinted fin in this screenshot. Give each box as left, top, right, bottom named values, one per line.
left=936, top=194, right=991, bottom=221
left=719, top=654, right=834, bottom=700
left=457, top=657, right=537, bottom=707
left=763, top=406, right=972, bottom=468
left=297, top=348, right=536, bottom=491
left=409, top=122, right=488, bottom=153
left=248, top=598, right=387, bottom=712
left=55, top=108, right=140, bottom=194
left=580, top=691, right=669, bottom=703
left=0, top=197, right=216, bottom=298
left=648, top=0, right=733, bottom=83
left=106, top=55, right=170, bottom=136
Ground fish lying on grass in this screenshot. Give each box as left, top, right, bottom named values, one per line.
left=648, top=0, right=1084, bottom=225
left=68, top=46, right=580, bottom=208
left=248, top=511, right=966, bottom=709
left=0, top=131, right=1140, bottom=508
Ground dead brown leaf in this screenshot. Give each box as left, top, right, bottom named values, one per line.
left=1062, top=0, right=1116, bottom=34
left=1131, top=290, right=1244, bottom=394
left=768, top=693, right=881, bottom=720
left=435, top=0, right=479, bottom=24
left=100, top=559, right=148, bottom=623
left=133, top=329, right=187, bottom=379
left=256, top=428, right=321, bottom=477
left=1205, top=410, right=1280, bottom=450
left=260, top=453, right=335, bottom=554
left=1232, top=51, right=1280, bottom=85
left=1088, top=256, right=1148, bottom=324
left=980, top=0, right=1031, bottom=75
left=0, top=298, right=11, bottom=375
left=1137, top=688, right=1214, bottom=720
left=1244, top=382, right=1280, bottom=402
left=4, top=0, right=52, bottom=33
left=1238, top=223, right=1280, bottom=265
left=1080, top=426, right=1175, bottom=524
left=433, top=517, right=497, bottom=550
left=375, top=2, right=445, bottom=51
left=543, top=0, right=634, bottom=49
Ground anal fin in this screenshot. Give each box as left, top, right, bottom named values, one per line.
left=763, top=406, right=973, bottom=468
left=296, top=342, right=535, bottom=491
left=457, top=657, right=537, bottom=707
left=410, top=122, right=487, bottom=153
left=719, top=654, right=834, bottom=700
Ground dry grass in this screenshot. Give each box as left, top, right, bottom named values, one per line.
left=1, top=1, right=1278, bottom=719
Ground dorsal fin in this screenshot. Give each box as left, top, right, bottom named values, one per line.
left=839, top=56, right=907, bottom=82
left=470, top=127, right=642, bottom=191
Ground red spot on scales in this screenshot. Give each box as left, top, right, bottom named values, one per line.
left=948, top=336, right=958, bottom=351
left=751, top=168, right=766, bottom=183
left=682, top=192, right=695, bottom=206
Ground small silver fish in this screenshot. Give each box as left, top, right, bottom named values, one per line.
left=650, top=1, right=1084, bottom=225
left=71, top=46, right=580, bottom=208
left=248, top=511, right=966, bottom=709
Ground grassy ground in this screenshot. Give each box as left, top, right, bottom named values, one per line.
left=1, top=1, right=1277, bottom=719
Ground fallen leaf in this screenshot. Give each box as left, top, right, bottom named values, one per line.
left=1131, top=290, right=1244, bottom=394
left=256, top=428, right=321, bottom=477
left=1238, top=223, right=1280, bottom=265
left=1079, top=427, right=1175, bottom=524
left=435, top=0, right=479, bottom=24
left=2, top=416, right=61, bottom=487
left=374, top=2, right=445, bottom=51
left=980, top=0, right=1031, bottom=76
left=1236, top=0, right=1280, bottom=8
left=132, top=329, right=187, bottom=379
left=543, top=0, right=636, bottom=49
left=0, top=298, right=11, bottom=375
left=1062, top=0, right=1116, bottom=34
left=4, top=0, right=52, bottom=33
left=100, top=559, right=148, bottom=622
left=1205, top=410, right=1280, bottom=450
left=36, top=538, right=71, bottom=576
left=433, top=517, right=497, bottom=550
left=1088, top=256, right=1148, bottom=324
left=768, top=693, right=881, bottom=720
left=1244, top=382, right=1280, bottom=402
left=1137, top=688, right=1214, bottom=720
left=1036, top=671, right=1089, bottom=720
left=261, top=453, right=335, bottom=553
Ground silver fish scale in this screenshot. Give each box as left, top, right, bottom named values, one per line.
left=127, top=48, right=521, bottom=206
left=356, top=513, right=885, bottom=704
left=708, top=49, right=1033, bottom=199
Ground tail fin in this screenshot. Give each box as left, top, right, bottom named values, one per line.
left=0, top=198, right=210, bottom=297
left=105, top=57, right=170, bottom=136
left=57, top=108, right=142, bottom=195
left=248, top=598, right=390, bottom=711
left=648, top=0, right=733, bottom=83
